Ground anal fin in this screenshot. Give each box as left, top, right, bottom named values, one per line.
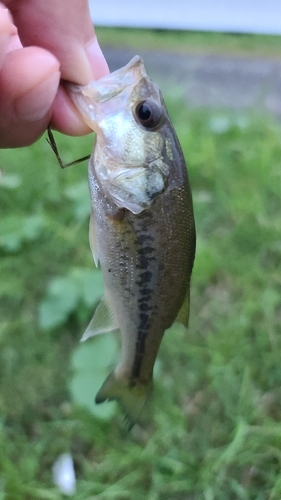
left=81, top=295, right=119, bottom=341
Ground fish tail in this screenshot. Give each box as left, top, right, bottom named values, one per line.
left=95, top=371, right=152, bottom=429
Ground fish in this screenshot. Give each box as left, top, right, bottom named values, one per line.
left=67, top=56, right=196, bottom=427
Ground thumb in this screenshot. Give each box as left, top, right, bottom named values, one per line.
left=0, top=46, right=60, bottom=147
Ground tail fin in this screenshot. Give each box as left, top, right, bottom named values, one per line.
left=95, top=371, right=152, bottom=429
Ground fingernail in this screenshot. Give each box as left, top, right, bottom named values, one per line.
left=0, top=5, right=13, bottom=27
left=15, top=71, right=60, bottom=121
left=85, top=37, right=109, bottom=80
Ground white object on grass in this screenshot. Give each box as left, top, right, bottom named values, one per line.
left=52, top=453, right=76, bottom=495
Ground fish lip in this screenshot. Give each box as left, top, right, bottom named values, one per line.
left=66, top=55, right=146, bottom=103
left=65, top=55, right=148, bottom=132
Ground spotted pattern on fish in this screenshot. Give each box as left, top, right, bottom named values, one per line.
left=68, top=55, right=196, bottom=426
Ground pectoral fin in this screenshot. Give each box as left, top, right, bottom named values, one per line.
left=175, top=288, right=190, bottom=328
left=81, top=295, right=119, bottom=341
left=89, top=211, right=99, bottom=267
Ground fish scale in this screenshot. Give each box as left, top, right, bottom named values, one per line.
left=68, top=55, right=196, bottom=427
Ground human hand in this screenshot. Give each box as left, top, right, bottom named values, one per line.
left=0, top=0, right=109, bottom=148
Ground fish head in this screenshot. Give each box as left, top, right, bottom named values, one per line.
left=68, top=56, right=173, bottom=214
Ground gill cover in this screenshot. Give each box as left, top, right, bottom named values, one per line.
left=68, top=56, right=170, bottom=214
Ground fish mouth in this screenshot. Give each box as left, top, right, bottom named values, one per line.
left=67, top=56, right=147, bottom=103
left=66, top=56, right=149, bottom=133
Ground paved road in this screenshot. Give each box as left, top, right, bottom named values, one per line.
left=103, top=47, right=281, bottom=119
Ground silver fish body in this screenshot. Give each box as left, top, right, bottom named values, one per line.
left=68, top=56, right=196, bottom=426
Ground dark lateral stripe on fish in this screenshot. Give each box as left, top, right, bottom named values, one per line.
left=132, top=325, right=150, bottom=379
left=132, top=333, right=149, bottom=381
left=131, top=229, right=157, bottom=378
left=69, top=55, right=196, bottom=427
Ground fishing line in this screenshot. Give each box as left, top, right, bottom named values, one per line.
left=47, top=125, right=91, bottom=169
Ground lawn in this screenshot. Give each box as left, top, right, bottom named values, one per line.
left=1, top=30, right=281, bottom=500
left=96, top=27, right=281, bottom=59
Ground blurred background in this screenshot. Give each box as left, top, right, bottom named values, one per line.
left=1, top=2, right=281, bottom=500
left=91, top=0, right=281, bottom=118
left=89, top=0, right=281, bottom=34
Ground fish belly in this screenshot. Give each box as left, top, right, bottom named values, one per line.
left=90, top=165, right=194, bottom=385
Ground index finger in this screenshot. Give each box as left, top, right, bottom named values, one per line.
left=9, top=0, right=109, bottom=84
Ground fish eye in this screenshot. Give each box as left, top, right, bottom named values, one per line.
left=135, top=100, right=162, bottom=129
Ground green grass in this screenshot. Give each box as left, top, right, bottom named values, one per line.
left=1, top=98, right=281, bottom=497
left=96, top=26, right=281, bottom=58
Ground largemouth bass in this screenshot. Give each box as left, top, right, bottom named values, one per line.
left=68, top=56, right=196, bottom=427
